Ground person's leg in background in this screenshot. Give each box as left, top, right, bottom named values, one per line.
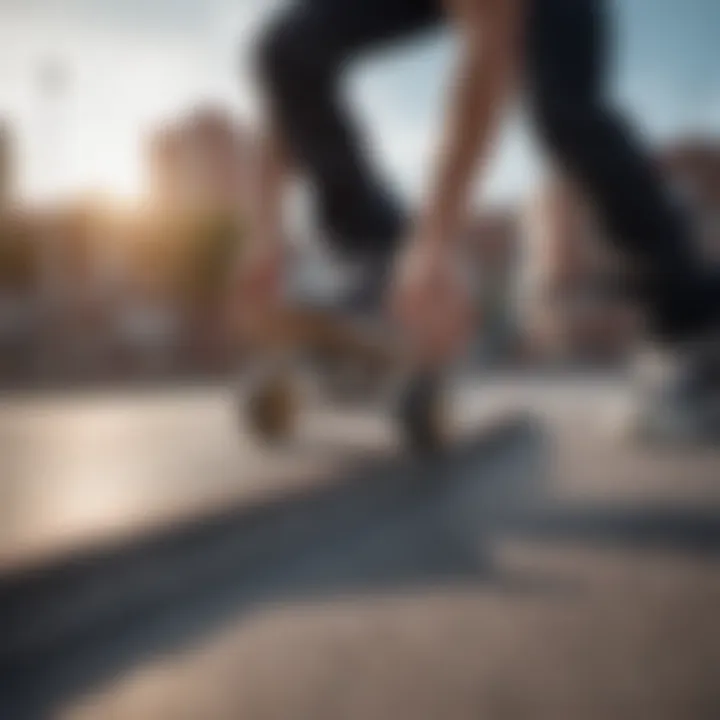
left=526, top=0, right=720, bottom=437
left=526, top=0, right=718, bottom=342
left=255, top=0, right=442, bottom=262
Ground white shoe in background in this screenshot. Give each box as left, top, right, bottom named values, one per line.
left=617, top=335, right=720, bottom=444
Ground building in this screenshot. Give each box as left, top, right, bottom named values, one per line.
left=0, top=202, right=186, bottom=383
left=147, top=106, right=253, bottom=216
left=0, top=104, right=258, bottom=385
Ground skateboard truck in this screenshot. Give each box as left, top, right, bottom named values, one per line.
left=237, top=305, right=451, bottom=452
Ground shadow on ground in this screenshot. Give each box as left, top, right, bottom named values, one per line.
left=1, top=414, right=719, bottom=719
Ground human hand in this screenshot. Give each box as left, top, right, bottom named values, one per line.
left=390, top=233, right=475, bottom=366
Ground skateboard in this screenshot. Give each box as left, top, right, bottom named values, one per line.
left=236, top=303, right=450, bottom=452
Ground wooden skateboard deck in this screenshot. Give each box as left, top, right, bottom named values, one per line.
left=242, top=304, right=402, bottom=379
left=237, top=304, right=448, bottom=451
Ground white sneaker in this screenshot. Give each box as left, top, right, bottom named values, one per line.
left=620, top=336, right=720, bottom=444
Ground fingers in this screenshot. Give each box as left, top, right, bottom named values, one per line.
left=390, top=272, right=474, bottom=365
left=229, top=247, right=284, bottom=344
left=419, top=292, right=474, bottom=364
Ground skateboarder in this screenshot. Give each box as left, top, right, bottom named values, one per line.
left=237, top=0, right=720, bottom=440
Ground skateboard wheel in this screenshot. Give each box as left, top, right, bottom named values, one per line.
left=397, top=372, right=448, bottom=452
left=244, top=372, right=298, bottom=442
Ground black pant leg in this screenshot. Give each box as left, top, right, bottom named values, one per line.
left=526, top=0, right=719, bottom=341
left=256, top=0, right=442, bottom=260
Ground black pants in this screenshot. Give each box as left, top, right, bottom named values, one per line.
left=256, top=0, right=719, bottom=342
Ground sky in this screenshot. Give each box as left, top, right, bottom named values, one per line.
left=0, top=0, right=718, bottom=206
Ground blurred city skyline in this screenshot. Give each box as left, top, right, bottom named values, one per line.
left=0, top=0, right=718, bottom=206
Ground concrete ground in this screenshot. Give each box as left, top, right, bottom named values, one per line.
left=0, top=376, right=719, bottom=720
